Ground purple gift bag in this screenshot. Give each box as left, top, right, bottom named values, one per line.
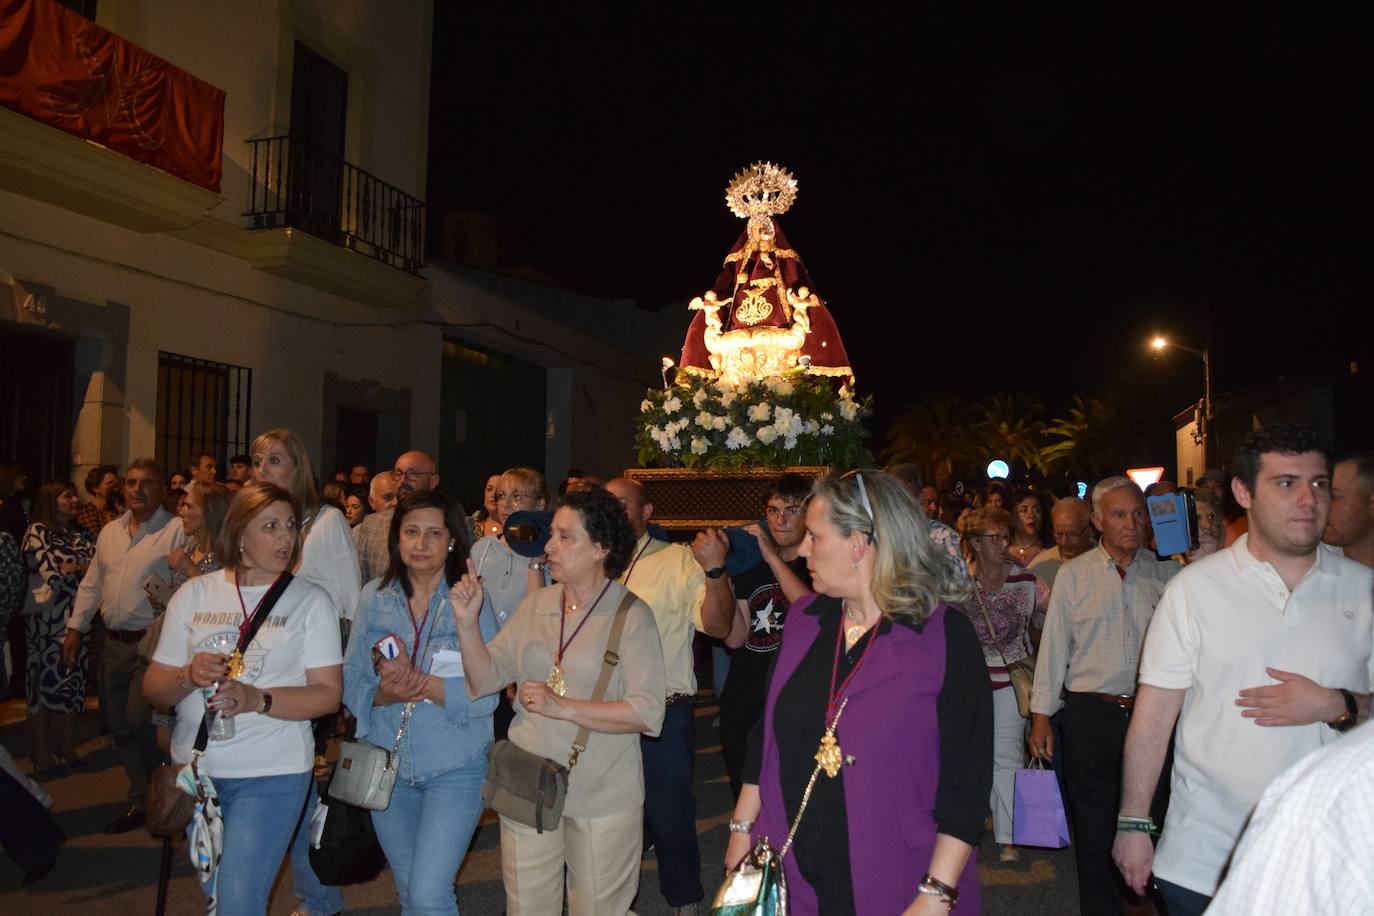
left=1013, top=761, right=1071, bottom=848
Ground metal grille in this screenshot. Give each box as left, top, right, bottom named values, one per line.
left=155, top=352, right=251, bottom=475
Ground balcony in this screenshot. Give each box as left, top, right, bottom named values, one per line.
left=245, top=136, right=426, bottom=275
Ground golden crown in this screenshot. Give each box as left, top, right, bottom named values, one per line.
left=724, top=162, right=798, bottom=221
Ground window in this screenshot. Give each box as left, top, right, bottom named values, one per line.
left=155, top=352, right=251, bottom=475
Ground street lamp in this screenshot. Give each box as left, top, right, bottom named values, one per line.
left=1151, top=336, right=1212, bottom=463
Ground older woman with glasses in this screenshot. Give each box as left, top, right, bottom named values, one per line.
left=964, top=505, right=1050, bottom=863
left=725, top=470, right=991, bottom=914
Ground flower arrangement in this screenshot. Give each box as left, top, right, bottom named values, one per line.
left=635, top=371, right=874, bottom=470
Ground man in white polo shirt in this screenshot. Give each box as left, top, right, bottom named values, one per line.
left=1114, top=424, right=1374, bottom=915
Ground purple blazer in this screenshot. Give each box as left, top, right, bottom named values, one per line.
left=751, top=596, right=982, bottom=915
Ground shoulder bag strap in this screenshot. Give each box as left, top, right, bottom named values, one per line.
left=567, top=590, right=636, bottom=770
left=971, top=582, right=1014, bottom=672
left=385, top=592, right=443, bottom=764
left=193, top=572, right=295, bottom=755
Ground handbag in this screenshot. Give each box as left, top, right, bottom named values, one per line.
left=481, top=590, right=635, bottom=833
left=328, top=601, right=441, bottom=811
left=1013, top=758, right=1071, bottom=848
left=146, top=572, right=294, bottom=837
left=308, top=783, right=388, bottom=885
left=973, top=584, right=1036, bottom=719
left=709, top=697, right=856, bottom=916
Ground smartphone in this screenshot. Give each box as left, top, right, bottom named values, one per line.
left=371, top=633, right=403, bottom=671
left=143, top=574, right=174, bottom=609
left=1148, top=489, right=1198, bottom=556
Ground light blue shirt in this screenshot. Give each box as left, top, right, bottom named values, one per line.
left=343, top=576, right=498, bottom=782
left=471, top=535, right=541, bottom=629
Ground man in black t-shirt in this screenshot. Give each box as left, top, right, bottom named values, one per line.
left=716, top=473, right=813, bottom=797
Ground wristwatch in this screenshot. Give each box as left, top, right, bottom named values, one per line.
left=258, top=691, right=274, bottom=717
left=1327, top=688, right=1358, bottom=732
left=704, top=566, right=727, bottom=579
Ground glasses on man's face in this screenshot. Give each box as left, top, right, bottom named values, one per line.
left=1054, top=525, right=1090, bottom=542
left=495, top=490, right=533, bottom=504
left=765, top=504, right=803, bottom=519
left=392, top=468, right=432, bottom=482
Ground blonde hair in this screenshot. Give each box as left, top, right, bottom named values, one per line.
left=250, top=428, right=320, bottom=522
left=501, top=466, right=549, bottom=508
left=813, top=470, right=969, bottom=624
left=187, top=481, right=232, bottom=553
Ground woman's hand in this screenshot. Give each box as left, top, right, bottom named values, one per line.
left=449, top=559, right=484, bottom=628
left=209, top=678, right=261, bottom=719
left=724, top=832, right=754, bottom=872
left=188, top=651, right=229, bottom=689
left=901, top=894, right=952, bottom=915
left=516, top=679, right=566, bottom=720
left=376, top=657, right=430, bottom=705
left=167, top=547, right=193, bottom=576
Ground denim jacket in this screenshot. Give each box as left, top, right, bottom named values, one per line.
left=343, top=577, right=498, bottom=783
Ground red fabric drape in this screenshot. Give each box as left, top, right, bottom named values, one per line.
left=0, top=0, right=225, bottom=192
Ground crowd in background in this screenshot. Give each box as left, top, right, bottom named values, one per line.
left=0, top=427, right=1372, bottom=915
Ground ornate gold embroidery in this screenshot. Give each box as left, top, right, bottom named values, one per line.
left=734, top=290, right=774, bottom=326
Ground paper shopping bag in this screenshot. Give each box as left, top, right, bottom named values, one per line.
left=1013, top=761, right=1071, bottom=848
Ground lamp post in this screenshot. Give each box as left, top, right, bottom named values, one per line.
left=1151, top=336, right=1212, bottom=463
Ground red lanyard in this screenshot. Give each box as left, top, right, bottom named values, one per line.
left=620, top=537, right=653, bottom=589
left=556, top=579, right=613, bottom=665
left=234, top=573, right=284, bottom=644
left=826, top=603, right=880, bottom=728
left=408, top=600, right=433, bottom=666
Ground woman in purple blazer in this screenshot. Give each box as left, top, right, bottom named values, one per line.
left=724, top=470, right=993, bottom=915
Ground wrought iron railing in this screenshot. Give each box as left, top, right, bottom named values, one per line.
left=244, top=136, right=426, bottom=274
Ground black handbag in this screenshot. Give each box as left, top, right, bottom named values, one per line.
left=308, top=783, right=387, bottom=885
left=480, top=591, right=634, bottom=832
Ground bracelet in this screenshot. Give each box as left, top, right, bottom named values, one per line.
left=177, top=664, right=196, bottom=691
left=1116, top=814, right=1160, bottom=836
left=728, top=819, right=754, bottom=834
left=918, top=873, right=959, bottom=908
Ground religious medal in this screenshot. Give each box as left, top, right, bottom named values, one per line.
left=547, top=663, right=567, bottom=697
left=815, top=729, right=843, bottom=778
left=225, top=648, right=245, bottom=681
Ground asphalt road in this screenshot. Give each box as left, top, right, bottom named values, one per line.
left=1, top=693, right=1089, bottom=915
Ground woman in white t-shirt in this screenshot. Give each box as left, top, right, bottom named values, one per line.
left=144, top=483, right=343, bottom=916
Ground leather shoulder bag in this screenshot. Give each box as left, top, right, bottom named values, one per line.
left=147, top=572, right=293, bottom=837
left=973, top=583, right=1036, bottom=719
left=481, top=590, right=635, bottom=833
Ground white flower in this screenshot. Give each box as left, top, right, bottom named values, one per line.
left=756, top=425, right=779, bottom=445
left=820, top=411, right=834, bottom=422
left=747, top=402, right=772, bottom=422
left=663, top=395, right=682, bottom=414
left=674, top=418, right=691, bottom=435
left=696, top=410, right=714, bottom=429
left=805, top=419, right=820, bottom=434
left=838, top=399, right=858, bottom=421
left=667, top=435, right=681, bottom=452
left=772, top=379, right=794, bottom=397
left=783, top=435, right=798, bottom=451
left=693, top=388, right=709, bottom=407
left=820, top=424, right=835, bottom=436
left=691, top=436, right=709, bottom=455
left=719, top=389, right=738, bottom=408
left=711, top=415, right=727, bottom=431
left=725, top=427, right=750, bottom=450
left=640, top=399, right=654, bottom=413
left=774, top=406, right=795, bottom=428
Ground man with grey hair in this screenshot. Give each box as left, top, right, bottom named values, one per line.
left=366, top=469, right=398, bottom=514
left=1029, top=496, right=1097, bottom=588
left=1029, top=475, right=1180, bottom=916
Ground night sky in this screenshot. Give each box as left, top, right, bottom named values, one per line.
left=427, top=6, right=1367, bottom=447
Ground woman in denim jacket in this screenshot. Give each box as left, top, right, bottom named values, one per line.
left=343, top=491, right=498, bottom=915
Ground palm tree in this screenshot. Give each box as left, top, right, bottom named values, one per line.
left=1042, top=387, right=1160, bottom=478
left=971, top=392, right=1048, bottom=476
left=881, top=394, right=978, bottom=488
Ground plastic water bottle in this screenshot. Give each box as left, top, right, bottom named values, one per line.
left=203, top=684, right=236, bottom=740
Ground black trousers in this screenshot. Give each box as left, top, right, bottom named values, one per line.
left=1059, top=694, right=1170, bottom=916
left=0, top=769, right=64, bottom=870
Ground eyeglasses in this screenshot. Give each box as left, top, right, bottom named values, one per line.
left=1053, top=525, right=1091, bottom=541
left=765, top=505, right=803, bottom=519
left=975, top=533, right=1010, bottom=544
left=392, top=468, right=433, bottom=481
left=495, top=490, right=534, bottom=503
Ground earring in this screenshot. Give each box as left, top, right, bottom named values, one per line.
left=447, top=542, right=455, bottom=553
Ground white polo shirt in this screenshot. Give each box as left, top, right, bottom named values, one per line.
left=1138, top=534, right=1374, bottom=896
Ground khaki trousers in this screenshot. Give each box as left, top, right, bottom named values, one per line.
left=500, top=806, right=642, bottom=916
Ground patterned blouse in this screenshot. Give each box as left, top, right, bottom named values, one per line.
left=967, top=564, right=1050, bottom=687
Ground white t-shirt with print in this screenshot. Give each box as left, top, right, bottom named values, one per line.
left=153, top=571, right=343, bottom=778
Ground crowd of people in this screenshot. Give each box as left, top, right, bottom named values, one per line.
left=0, top=422, right=1372, bottom=914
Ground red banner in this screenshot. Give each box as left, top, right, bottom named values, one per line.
left=0, top=0, right=225, bottom=192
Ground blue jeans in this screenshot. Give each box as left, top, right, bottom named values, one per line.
left=711, top=642, right=731, bottom=698
left=204, top=771, right=311, bottom=916
left=371, top=763, right=486, bottom=915
left=641, top=699, right=702, bottom=906
left=289, top=777, right=344, bottom=916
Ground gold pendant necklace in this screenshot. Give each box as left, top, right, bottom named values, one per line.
left=547, top=662, right=567, bottom=696
left=815, top=726, right=843, bottom=778
left=225, top=648, right=245, bottom=680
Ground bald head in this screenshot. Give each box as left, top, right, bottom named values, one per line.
left=605, top=477, right=651, bottom=538
left=392, top=450, right=438, bottom=498
left=369, top=471, right=398, bottom=512
left=1051, top=497, right=1094, bottom=560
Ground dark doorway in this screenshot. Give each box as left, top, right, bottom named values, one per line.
left=0, top=326, right=75, bottom=483
left=440, top=339, right=546, bottom=512
left=288, top=41, right=348, bottom=243
left=335, top=406, right=379, bottom=482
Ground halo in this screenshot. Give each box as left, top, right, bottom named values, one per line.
left=725, top=162, right=798, bottom=221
